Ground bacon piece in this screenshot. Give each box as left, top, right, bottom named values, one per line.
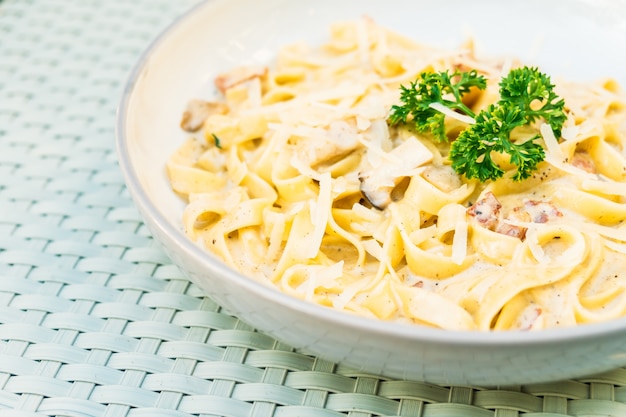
left=570, top=151, right=596, bottom=174
left=468, top=193, right=563, bottom=240
left=467, top=191, right=501, bottom=230
left=214, top=65, right=267, bottom=94
left=496, top=207, right=531, bottom=239
left=496, top=200, right=562, bottom=239
left=522, top=200, right=563, bottom=223
left=518, top=307, right=543, bottom=331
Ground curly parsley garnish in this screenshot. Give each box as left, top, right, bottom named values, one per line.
left=388, top=69, right=487, bottom=142
left=389, top=66, right=566, bottom=182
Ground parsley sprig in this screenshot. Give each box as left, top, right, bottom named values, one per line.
left=388, top=69, right=487, bottom=142
left=388, top=66, right=566, bottom=181
left=498, top=67, right=566, bottom=138
left=449, top=103, right=546, bottom=181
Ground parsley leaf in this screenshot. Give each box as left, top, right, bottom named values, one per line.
left=388, top=69, right=487, bottom=142
left=211, top=133, right=222, bottom=149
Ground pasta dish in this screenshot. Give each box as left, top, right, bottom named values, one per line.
left=167, top=19, right=626, bottom=331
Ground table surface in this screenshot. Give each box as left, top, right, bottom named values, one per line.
left=2, top=0, right=626, bottom=416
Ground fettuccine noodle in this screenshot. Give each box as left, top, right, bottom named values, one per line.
left=168, top=19, right=626, bottom=331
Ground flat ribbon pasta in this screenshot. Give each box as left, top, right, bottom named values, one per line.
left=169, top=18, right=626, bottom=331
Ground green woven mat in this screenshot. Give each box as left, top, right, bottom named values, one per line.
left=2, top=0, right=626, bottom=416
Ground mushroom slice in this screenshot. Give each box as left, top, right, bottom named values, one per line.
left=359, top=136, right=433, bottom=209
left=180, top=99, right=228, bottom=132
left=422, top=164, right=462, bottom=193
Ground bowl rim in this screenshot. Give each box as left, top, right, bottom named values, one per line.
left=115, top=0, right=626, bottom=349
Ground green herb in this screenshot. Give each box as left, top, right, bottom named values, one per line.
left=388, top=69, right=487, bottom=142
left=388, top=66, right=566, bottom=182
left=211, top=133, right=222, bottom=149
left=498, top=66, right=566, bottom=137
left=449, top=103, right=545, bottom=181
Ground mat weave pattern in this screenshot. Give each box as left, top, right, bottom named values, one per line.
left=2, top=0, right=626, bottom=416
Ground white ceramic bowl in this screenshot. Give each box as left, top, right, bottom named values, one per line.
left=117, top=0, right=626, bottom=385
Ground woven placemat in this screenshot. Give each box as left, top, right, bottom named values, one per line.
left=1, top=0, right=626, bottom=416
